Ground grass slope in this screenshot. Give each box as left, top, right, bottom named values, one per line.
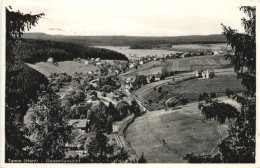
left=125, top=102, right=231, bottom=163
left=27, top=60, right=98, bottom=77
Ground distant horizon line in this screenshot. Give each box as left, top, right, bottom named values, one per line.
left=24, top=32, right=224, bottom=37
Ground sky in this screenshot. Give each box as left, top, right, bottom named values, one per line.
left=4, top=0, right=253, bottom=36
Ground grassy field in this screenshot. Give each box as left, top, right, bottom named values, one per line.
left=27, top=60, right=98, bottom=77
left=167, top=55, right=232, bottom=72
left=125, top=101, right=231, bottom=163
left=134, top=68, right=243, bottom=110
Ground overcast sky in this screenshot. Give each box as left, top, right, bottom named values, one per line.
left=5, top=0, right=252, bottom=36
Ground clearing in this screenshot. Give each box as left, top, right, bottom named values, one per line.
left=27, top=60, right=98, bottom=77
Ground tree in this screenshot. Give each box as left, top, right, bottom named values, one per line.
left=5, top=7, right=45, bottom=161
left=210, top=92, right=217, bottom=98
left=137, top=152, right=147, bottom=163
left=183, top=6, right=256, bottom=163
left=158, top=87, right=163, bottom=93
left=24, top=89, right=74, bottom=160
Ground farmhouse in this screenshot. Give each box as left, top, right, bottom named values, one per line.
left=202, top=69, right=215, bottom=79
left=47, top=57, right=54, bottom=63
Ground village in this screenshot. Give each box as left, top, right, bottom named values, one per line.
left=41, top=47, right=225, bottom=160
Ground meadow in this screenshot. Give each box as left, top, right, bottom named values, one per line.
left=134, top=69, right=243, bottom=110
left=125, top=101, right=231, bottom=163
left=27, top=60, right=98, bottom=77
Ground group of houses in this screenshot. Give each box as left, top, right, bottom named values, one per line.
left=194, top=69, right=215, bottom=79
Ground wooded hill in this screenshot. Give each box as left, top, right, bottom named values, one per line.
left=23, top=33, right=227, bottom=47
left=14, top=39, right=128, bottom=63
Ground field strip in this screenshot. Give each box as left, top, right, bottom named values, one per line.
left=206, top=59, right=211, bottom=65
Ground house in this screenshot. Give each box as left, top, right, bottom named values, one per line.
left=96, top=62, right=102, bottom=67
left=68, top=119, right=90, bottom=133
left=90, top=94, right=99, bottom=101
left=202, top=69, right=215, bottom=79
left=90, top=58, right=95, bottom=62
left=139, top=61, right=144, bottom=65
left=47, top=57, right=54, bottom=64
left=88, top=71, right=94, bottom=75
left=125, top=77, right=132, bottom=84
left=95, top=58, right=101, bottom=62
left=155, top=73, right=162, bottom=81
left=194, top=70, right=202, bottom=77
left=74, top=58, right=81, bottom=63
left=213, top=51, right=219, bottom=55
left=114, top=69, right=120, bottom=75
left=84, top=61, right=89, bottom=65
left=129, top=63, right=135, bottom=69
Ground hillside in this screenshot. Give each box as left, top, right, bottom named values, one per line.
left=14, top=39, right=128, bottom=63
left=27, top=60, right=99, bottom=77
left=23, top=33, right=227, bottom=47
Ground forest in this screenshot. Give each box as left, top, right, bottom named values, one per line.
left=14, top=39, right=128, bottom=63
left=23, top=33, right=227, bottom=47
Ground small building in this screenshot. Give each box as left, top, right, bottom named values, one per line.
left=47, top=57, right=54, bottom=64
left=194, top=70, right=202, bottom=77
left=90, top=58, right=95, bottom=62
left=129, top=63, right=135, bottom=69
left=68, top=119, right=90, bottom=133
left=96, top=62, right=102, bottom=67
left=88, top=71, right=94, bottom=75
left=155, top=73, right=162, bottom=81
left=213, top=51, right=219, bottom=55
left=95, top=58, right=101, bottom=62
left=139, top=61, right=144, bottom=65
left=202, top=69, right=215, bottom=79
left=90, top=94, right=98, bottom=101
left=114, top=69, right=120, bottom=75
left=84, top=61, right=89, bottom=66
left=74, top=58, right=81, bottom=63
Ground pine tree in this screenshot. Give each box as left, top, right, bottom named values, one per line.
left=183, top=6, right=256, bottom=163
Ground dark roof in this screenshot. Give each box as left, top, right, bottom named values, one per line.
left=155, top=73, right=162, bottom=78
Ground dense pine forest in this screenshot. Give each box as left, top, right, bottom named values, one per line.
left=14, top=39, right=128, bottom=63
left=23, top=33, right=227, bottom=46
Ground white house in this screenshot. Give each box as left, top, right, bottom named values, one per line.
left=139, top=61, right=144, bottom=65
left=96, top=62, right=102, bottom=67
left=202, top=69, right=215, bottom=79
left=84, top=61, right=89, bottom=65
left=95, top=58, right=101, bottom=62
left=213, top=51, right=220, bottom=55
left=155, top=73, right=162, bottom=81
left=47, top=57, right=54, bottom=63
left=194, top=70, right=202, bottom=78
left=129, top=63, right=135, bottom=69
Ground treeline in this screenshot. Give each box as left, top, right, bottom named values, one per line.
left=14, top=39, right=128, bottom=63
left=23, top=33, right=227, bottom=46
